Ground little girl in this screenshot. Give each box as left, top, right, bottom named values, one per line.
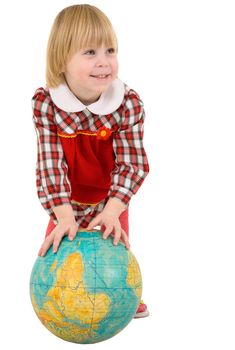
left=32, top=4, right=150, bottom=318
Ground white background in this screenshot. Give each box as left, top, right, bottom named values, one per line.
left=0, top=0, right=235, bottom=349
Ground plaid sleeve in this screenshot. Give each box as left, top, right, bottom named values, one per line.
left=108, top=90, right=150, bottom=205
left=32, top=88, right=71, bottom=217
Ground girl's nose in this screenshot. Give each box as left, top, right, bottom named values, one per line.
left=96, top=62, right=108, bottom=67
left=95, top=54, right=109, bottom=67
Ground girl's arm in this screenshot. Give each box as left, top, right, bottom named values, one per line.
left=107, top=90, right=150, bottom=206
left=32, top=88, right=72, bottom=221
left=32, top=88, right=79, bottom=257
left=102, top=197, right=126, bottom=217
left=53, top=203, right=75, bottom=220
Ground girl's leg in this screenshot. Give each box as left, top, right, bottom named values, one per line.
left=118, top=207, right=129, bottom=237
left=45, top=217, right=56, bottom=238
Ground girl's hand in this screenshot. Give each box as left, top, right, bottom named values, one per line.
left=38, top=217, right=78, bottom=257
left=87, top=211, right=130, bottom=250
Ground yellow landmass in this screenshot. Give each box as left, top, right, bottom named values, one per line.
left=126, top=252, right=142, bottom=300
left=32, top=252, right=110, bottom=342
left=49, top=259, right=57, bottom=272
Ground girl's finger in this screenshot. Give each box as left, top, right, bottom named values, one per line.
left=39, top=233, right=55, bottom=257
left=39, top=242, right=51, bottom=257
left=68, top=227, right=78, bottom=240
left=38, top=248, right=43, bottom=256
left=113, top=229, right=122, bottom=245
left=52, top=231, right=65, bottom=253
left=87, top=216, right=101, bottom=230
left=121, top=229, right=131, bottom=250
left=103, top=226, right=113, bottom=239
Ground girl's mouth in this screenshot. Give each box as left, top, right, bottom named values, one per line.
left=90, top=74, right=111, bottom=79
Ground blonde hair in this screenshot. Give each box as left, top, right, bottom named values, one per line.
left=46, top=4, right=118, bottom=87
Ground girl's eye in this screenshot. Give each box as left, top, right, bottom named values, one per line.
left=107, top=48, right=115, bottom=54
left=84, top=49, right=96, bottom=55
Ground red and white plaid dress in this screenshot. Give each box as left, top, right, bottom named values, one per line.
left=32, top=78, right=149, bottom=228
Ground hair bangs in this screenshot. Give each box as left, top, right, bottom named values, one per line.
left=70, top=9, right=118, bottom=53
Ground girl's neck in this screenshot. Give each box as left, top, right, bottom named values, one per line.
left=64, top=76, right=101, bottom=106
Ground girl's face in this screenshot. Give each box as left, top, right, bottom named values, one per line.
left=64, top=45, right=118, bottom=105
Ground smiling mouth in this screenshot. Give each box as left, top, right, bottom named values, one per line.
left=90, top=74, right=111, bottom=79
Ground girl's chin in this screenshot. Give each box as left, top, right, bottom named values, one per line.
left=92, top=82, right=113, bottom=93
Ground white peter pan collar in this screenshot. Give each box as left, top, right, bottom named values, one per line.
left=48, top=78, right=125, bottom=114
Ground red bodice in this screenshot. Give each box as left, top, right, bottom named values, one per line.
left=58, top=127, right=115, bottom=205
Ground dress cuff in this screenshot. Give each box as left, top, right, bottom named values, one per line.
left=107, top=186, right=133, bottom=205
left=39, top=192, right=71, bottom=211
